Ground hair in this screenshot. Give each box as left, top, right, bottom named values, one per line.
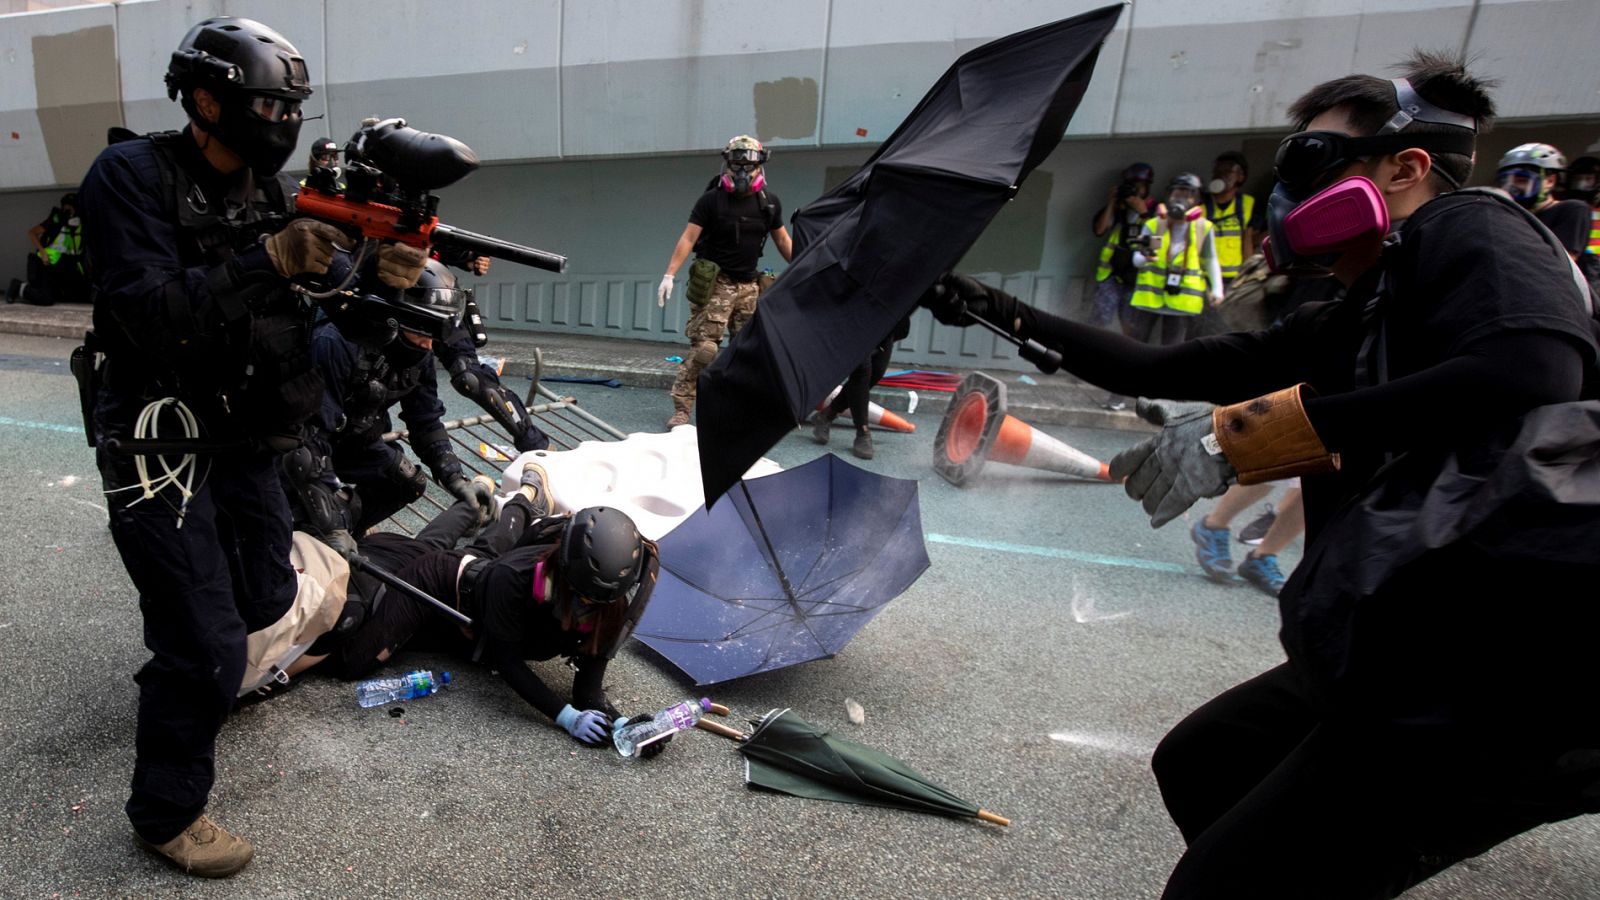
left=1286, top=50, right=1498, bottom=191
left=1214, top=151, right=1249, bottom=177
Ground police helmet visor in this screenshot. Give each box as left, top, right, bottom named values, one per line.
left=400, top=285, right=468, bottom=329
left=1274, top=130, right=1476, bottom=193
left=247, top=94, right=302, bottom=124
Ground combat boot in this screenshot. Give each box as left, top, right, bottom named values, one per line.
left=139, top=814, right=254, bottom=878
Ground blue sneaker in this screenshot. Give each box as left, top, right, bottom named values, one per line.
left=1238, top=554, right=1287, bottom=596
left=1191, top=519, right=1234, bottom=582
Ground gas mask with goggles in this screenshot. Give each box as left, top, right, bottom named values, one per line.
left=1164, top=173, right=1204, bottom=218
left=720, top=135, right=769, bottom=196
left=1262, top=78, right=1478, bottom=276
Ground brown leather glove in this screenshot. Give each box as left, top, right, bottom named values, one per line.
left=375, top=241, right=430, bottom=289
left=1211, top=384, right=1340, bottom=485
left=264, top=219, right=353, bottom=278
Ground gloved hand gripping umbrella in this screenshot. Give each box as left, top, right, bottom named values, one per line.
left=694, top=5, right=1125, bottom=505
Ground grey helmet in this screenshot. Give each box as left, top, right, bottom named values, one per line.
left=1497, top=143, right=1566, bottom=206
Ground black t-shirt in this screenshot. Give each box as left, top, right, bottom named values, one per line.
left=1533, top=199, right=1593, bottom=256
left=688, top=188, right=783, bottom=281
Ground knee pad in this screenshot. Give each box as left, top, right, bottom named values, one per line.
left=690, top=340, right=719, bottom=367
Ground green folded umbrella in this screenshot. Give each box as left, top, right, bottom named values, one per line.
left=731, top=708, right=1009, bottom=826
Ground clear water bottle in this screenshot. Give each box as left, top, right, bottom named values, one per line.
left=355, top=670, right=452, bottom=708
left=613, top=697, right=712, bottom=757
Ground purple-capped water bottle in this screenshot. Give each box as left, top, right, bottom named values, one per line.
left=613, top=697, right=712, bottom=757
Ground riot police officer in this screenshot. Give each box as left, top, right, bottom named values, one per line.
left=283, top=258, right=495, bottom=547
left=76, top=17, right=426, bottom=877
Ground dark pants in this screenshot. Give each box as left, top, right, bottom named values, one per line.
left=333, top=439, right=425, bottom=534
left=99, top=439, right=296, bottom=844
left=331, top=495, right=545, bottom=678
left=825, top=341, right=894, bottom=431
left=1154, top=663, right=1600, bottom=900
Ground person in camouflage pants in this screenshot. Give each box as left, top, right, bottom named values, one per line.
left=657, top=135, right=793, bottom=428
left=668, top=274, right=762, bottom=424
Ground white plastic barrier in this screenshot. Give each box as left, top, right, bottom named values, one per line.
left=496, top=424, right=782, bottom=540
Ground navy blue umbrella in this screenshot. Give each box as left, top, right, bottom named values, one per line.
left=633, top=455, right=929, bottom=685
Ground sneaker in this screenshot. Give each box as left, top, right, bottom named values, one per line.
left=665, top=412, right=689, bottom=429
left=1190, top=518, right=1234, bottom=582
left=851, top=430, right=874, bottom=460
left=1101, top=398, right=1127, bottom=412
left=519, top=462, right=551, bottom=516
left=809, top=411, right=831, bottom=445
left=1238, top=553, right=1287, bottom=597
left=139, top=814, right=254, bottom=878
left=1238, top=506, right=1275, bottom=546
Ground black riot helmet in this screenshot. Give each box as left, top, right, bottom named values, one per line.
left=558, top=507, right=647, bottom=605
left=380, top=258, right=467, bottom=341
left=310, top=137, right=339, bottom=164
left=164, top=17, right=313, bottom=176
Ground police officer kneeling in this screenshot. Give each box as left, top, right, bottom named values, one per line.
left=78, top=17, right=425, bottom=877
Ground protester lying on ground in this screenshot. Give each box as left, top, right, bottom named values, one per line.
left=293, top=466, right=664, bottom=750
left=921, top=51, right=1600, bottom=900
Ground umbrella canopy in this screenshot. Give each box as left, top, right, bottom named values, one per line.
left=737, top=708, right=1008, bottom=825
left=632, top=454, right=928, bottom=685
left=695, top=5, right=1125, bottom=505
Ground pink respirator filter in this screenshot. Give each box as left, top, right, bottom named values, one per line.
left=1282, top=176, right=1389, bottom=255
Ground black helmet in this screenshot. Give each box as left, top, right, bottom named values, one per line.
left=385, top=259, right=467, bottom=340
left=1168, top=172, right=1204, bottom=192
left=558, top=507, right=646, bottom=604
left=310, top=137, right=339, bottom=160
left=164, top=17, right=312, bottom=176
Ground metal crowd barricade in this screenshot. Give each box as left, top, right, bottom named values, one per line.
left=377, top=351, right=627, bottom=536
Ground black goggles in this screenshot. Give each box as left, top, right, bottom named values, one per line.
left=724, top=148, right=768, bottom=166
left=1273, top=130, right=1476, bottom=192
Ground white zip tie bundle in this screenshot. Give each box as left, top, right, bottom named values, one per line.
left=105, top=397, right=205, bottom=527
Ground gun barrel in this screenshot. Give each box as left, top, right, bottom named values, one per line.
left=431, top=223, right=567, bottom=274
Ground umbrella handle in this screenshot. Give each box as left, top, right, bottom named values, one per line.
left=695, top=719, right=747, bottom=742
left=976, top=809, right=1011, bottom=827
left=964, top=311, right=1062, bottom=375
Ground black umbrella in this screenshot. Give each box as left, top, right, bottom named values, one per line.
left=631, top=454, right=928, bottom=685
left=699, top=708, right=1010, bottom=826
left=695, top=6, right=1125, bottom=505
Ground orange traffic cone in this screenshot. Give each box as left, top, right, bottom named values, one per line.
left=933, top=372, right=1111, bottom=486
left=815, top=386, right=916, bottom=433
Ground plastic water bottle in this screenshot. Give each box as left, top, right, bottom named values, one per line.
left=613, top=697, right=712, bottom=757
left=354, top=670, right=452, bottom=708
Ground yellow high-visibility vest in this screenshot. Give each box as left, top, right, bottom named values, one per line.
left=1130, top=217, right=1212, bottom=315
left=1203, top=194, right=1254, bottom=281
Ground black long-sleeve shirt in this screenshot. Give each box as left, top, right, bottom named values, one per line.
left=1004, top=192, right=1598, bottom=539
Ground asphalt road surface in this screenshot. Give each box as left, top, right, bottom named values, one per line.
left=0, top=331, right=1594, bottom=899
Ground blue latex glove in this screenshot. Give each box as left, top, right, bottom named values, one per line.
left=555, top=704, right=612, bottom=746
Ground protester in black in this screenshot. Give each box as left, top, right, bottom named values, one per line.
left=307, top=468, right=661, bottom=750
left=924, top=54, right=1598, bottom=900
left=808, top=314, right=912, bottom=459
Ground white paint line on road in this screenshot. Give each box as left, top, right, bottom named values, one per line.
left=926, top=533, right=1190, bottom=575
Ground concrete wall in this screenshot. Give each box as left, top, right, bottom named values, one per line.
left=3, top=0, right=1598, bottom=369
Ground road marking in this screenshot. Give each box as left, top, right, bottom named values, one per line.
left=926, top=533, right=1190, bottom=574
left=0, top=416, right=82, bottom=435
